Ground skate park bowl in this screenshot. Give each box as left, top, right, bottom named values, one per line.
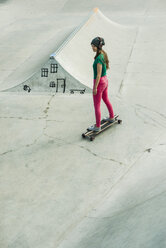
left=0, top=0, right=166, bottom=247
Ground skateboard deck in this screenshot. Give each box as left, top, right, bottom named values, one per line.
left=82, top=114, right=122, bottom=141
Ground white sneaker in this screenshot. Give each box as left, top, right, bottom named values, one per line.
left=87, top=125, right=101, bottom=132
left=103, top=117, right=115, bottom=123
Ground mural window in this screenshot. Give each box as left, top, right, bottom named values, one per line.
left=50, top=64, right=58, bottom=73
left=41, top=68, right=48, bottom=77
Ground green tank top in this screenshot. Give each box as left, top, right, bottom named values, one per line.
left=93, top=53, right=107, bottom=79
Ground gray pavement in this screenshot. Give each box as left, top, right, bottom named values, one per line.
left=0, top=0, right=166, bottom=247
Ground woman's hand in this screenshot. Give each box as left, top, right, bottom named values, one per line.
left=93, top=87, right=97, bottom=95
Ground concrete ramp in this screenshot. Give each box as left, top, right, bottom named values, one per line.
left=51, top=8, right=136, bottom=90
left=3, top=8, right=136, bottom=93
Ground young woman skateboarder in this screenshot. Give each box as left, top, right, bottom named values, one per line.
left=88, top=36, right=115, bottom=132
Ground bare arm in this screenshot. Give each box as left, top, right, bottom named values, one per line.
left=94, top=63, right=102, bottom=89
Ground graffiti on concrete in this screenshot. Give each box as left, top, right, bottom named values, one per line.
left=49, top=81, right=56, bottom=88
left=49, top=78, right=66, bottom=93
left=57, top=78, right=66, bottom=93
left=23, top=85, right=31, bottom=93
left=50, top=63, right=58, bottom=73
left=41, top=68, right=48, bottom=77
left=70, top=88, right=86, bottom=94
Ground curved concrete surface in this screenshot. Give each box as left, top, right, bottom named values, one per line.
left=1, top=8, right=136, bottom=92
left=0, top=0, right=166, bottom=248
left=52, top=8, right=136, bottom=90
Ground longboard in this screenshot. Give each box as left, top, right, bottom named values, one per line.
left=82, top=114, right=122, bottom=141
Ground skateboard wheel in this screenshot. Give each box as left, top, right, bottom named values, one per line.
left=118, top=119, right=122, bottom=124
left=82, top=133, right=86, bottom=138
left=90, top=137, right=95, bottom=141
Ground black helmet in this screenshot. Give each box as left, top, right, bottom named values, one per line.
left=91, top=37, right=105, bottom=49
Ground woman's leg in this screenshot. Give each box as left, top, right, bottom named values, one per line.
left=102, top=85, right=114, bottom=118
left=93, top=86, right=103, bottom=128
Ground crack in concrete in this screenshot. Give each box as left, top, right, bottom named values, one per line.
left=0, top=136, right=41, bottom=157
left=0, top=116, right=46, bottom=120
left=43, top=94, right=55, bottom=114
left=46, top=119, right=65, bottom=122
left=0, top=95, right=56, bottom=157
left=78, top=144, right=126, bottom=166
left=0, top=149, right=14, bottom=156
left=42, top=94, right=63, bottom=143
left=0, top=95, right=56, bottom=121
left=42, top=125, right=126, bottom=166
left=144, top=148, right=152, bottom=153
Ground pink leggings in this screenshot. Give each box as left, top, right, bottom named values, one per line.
left=93, top=75, right=114, bottom=127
